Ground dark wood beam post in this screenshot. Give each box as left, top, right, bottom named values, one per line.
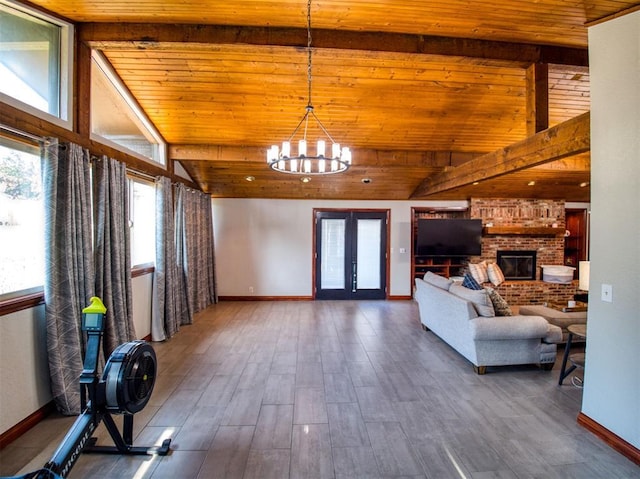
left=75, top=35, right=92, bottom=137
left=526, top=63, right=549, bottom=136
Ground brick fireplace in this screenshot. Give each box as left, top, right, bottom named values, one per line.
left=469, top=198, right=575, bottom=304
left=470, top=198, right=565, bottom=280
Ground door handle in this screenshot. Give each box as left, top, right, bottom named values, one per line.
left=352, top=261, right=357, bottom=292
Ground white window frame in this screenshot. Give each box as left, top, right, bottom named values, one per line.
left=0, top=131, right=45, bottom=301
left=91, top=50, right=167, bottom=168
left=128, top=175, right=157, bottom=269
left=0, top=0, right=74, bottom=130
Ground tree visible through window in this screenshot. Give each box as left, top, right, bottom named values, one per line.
left=0, top=138, right=44, bottom=297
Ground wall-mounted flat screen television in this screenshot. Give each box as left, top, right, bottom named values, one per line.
left=416, top=219, right=482, bottom=256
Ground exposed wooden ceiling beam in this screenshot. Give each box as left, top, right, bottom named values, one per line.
left=79, top=23, right=588, bottom=67
left=410, top=111, right=590, bottom=198
left=169, top=144, right=484, bottom=168
left=526, top=63, right=549, bottom=135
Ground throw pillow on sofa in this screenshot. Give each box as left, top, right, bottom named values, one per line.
left=462, top=272, right=483, bottom=290
left=487, top=262, right=505, bottom=286
left=468, top=261, right=489, bottom=284
left=422, top=271, right=453, bottom=290
left=449, top=284, right=496, bottom=317
left=486, top=288, right=513, bottom=316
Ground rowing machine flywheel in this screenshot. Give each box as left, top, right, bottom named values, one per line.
left=102, top=341, right=157, bottom=415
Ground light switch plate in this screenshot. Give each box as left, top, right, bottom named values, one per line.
left=601, top=284, right=613, bottom=303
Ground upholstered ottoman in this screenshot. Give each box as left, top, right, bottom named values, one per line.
left=519, top=305, right=587, bottom=342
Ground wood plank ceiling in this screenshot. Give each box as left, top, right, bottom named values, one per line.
left=27, top=1, right=640, bottom=200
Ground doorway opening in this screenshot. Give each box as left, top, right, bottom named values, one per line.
left=313, top=209, right=389, bottom=300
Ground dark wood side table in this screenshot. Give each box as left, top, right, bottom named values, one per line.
left=558, top=324, right=587, bottom=385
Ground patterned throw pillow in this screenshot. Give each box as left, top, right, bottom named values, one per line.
left=487, top=262, right=506, bottom=286
left=468, top=261, right=489, bottom=284
left=486, top=288, right=513, bottom=316
left=462, top=272, right=483, bottom=290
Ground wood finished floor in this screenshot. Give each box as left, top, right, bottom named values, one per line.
left=1, top=300, right=638, bottom=478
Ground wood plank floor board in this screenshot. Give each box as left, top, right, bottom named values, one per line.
left=323, top=373, right=358, bottom=403
left=331, top=445, right=380, bottom=478
left=3, top=300, right=638, bottom=479
left=263, top=373, right=296, bottom=405
left=220, top=386, right=264, bottom=426
left=148, top=450, right=207, bottom=479
left=196, top=425, right=254, bottom=479
left=293, top=387, right=328, bottom=425
left=365, top=421, right=424, bottom=476
left=326, top=402, right=370, bottom=448
left=171, top=405, right=226, bottom=450
left=290, top=423, right=334, bottom=479
left=197, top=374, right=241, bottom=407
left=242, top=449, right=291, bottom=479
left=295, top=362, right=325, bottom=388
left=252, top=404, right=294, bottom=450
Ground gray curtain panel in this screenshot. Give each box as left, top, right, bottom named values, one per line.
left=93, top=156, right=135, bottom=357
left=151, top=176, right=180, bottom=340
left=43, top=140, right=95, bottom=415
left=175, top=184, right=216, bottom=325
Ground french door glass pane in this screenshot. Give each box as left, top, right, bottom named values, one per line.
left=356, top=219, right=381, bottom=289
left=320, top=219, right=345, bottom=289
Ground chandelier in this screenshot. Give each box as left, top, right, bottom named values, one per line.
left=266, top=0, right=352, bottom=175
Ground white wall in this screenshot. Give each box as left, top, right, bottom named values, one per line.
left=585, top=12, right=640, bottom=449
left=212, top=198, right=468, bottom=298
left=0, top=305, right=50, bottom=434
left=0, top=277, right=153, bottom=435
left=132, top=273, right=153, bottom=339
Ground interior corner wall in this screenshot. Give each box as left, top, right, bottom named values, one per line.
left=211, top=198, right=468, bottom=298
left=585, top=11, right=640, bottom=449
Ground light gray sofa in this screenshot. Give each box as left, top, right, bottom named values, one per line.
left=414, top=273, right=562, bottom=374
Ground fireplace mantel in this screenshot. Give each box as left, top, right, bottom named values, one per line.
left=483, top=226, right=565, bottom=236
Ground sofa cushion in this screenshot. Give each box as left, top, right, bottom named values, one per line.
left=449, top=284, right=496, bottom=317
left=486, top=288, right=512, bottom=316
left=462, top=273, right=483, bottom=290
left=468, top=261, right=489, bottom=284
left=487, top=262, right=505, bottom=286
left=422, top=271, right=453, bottom=291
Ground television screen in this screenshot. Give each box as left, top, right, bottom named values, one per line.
left=416, top=219, right=482, bottom=256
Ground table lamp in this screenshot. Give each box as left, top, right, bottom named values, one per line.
left=576, top=260, right=590, bottom=303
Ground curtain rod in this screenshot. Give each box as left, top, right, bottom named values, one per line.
left=126, top=167, right=158, bottom=182
left=0, top=123, right=49, bottom=144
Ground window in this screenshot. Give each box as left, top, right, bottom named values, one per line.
left=0, top=134, right=44, bottom=299
left=91, top=51, right=167, bottom=166
left=129, top=178, right=156, bottom=267
left=0, top=1, right=73, bottom=125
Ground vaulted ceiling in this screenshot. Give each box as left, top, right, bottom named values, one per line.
left=28, top=1, right=640, bottom=201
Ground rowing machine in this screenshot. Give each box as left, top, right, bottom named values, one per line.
left=2, top=297, right=171, bottom=479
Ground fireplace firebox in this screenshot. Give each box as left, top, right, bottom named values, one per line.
left=497, top=250, right=537, bottom=280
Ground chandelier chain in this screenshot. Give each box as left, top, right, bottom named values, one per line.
left=307, top=0, right=313, bottom=107
left=265, top=0, right=352, bottom=175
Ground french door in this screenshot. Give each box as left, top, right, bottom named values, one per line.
left=314, top=210, right=388, bottom=300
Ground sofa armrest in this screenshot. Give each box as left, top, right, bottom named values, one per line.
left=543, top=324, right=563, bottom=344
left=470, top=315, right=550, bottom=341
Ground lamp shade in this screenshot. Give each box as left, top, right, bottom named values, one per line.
left=578, top=261, right=590, bottom=291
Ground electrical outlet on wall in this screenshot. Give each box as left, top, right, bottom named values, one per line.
left=249, top=286, right=254, bottom=293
